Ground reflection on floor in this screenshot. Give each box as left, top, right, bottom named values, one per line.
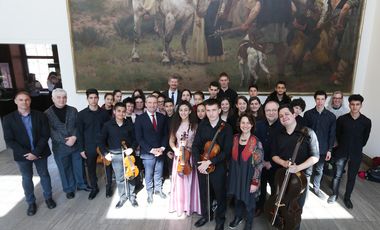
left=1, top=148, right=380, bottom=230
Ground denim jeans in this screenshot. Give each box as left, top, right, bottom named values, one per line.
left=16, top=157, right=52, bottom=204
left=142, top=156, right=164, bottom=194
left=112, top=154, right=136, bottom=201
left=332, top=156, right=362, bottom=199
left=54, top=150, right=86, bottom=193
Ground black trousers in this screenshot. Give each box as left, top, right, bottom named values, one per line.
left=84, top=151, right=98, bottom=188
left=198, top=166, right=227, bottom=225
left=332, top=156, right=361, bottom=199
left=234, top=199, right=255, bottom=226
left=257, top=167, right=275, bottom=209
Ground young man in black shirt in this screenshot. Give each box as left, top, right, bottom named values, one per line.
left=77, top=89, right=110, bottom=200
left=192, top=99, right=233, bottom=230
left=272, top=105, right=319, bottom=229
left=265, top=81, right=291, bottom=106
left=217, top=72, right=238, bottom=105
left=98, top=102, right=138, bottom=208
left=327, top=94, right=371, bottom=209
left=304, top=90, right=336, bottom=199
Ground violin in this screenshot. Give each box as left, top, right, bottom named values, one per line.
left=121, top=141, right=139, bottom=180
left=264, top=129, right=308, bottom=230
left=177, top=132, right=192, bottom=176
left=96, top=147, right=111, bottom=166
left=201, top=122, right=225, bottom=173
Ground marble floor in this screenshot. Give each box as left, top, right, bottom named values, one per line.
left=0, top=149, right=380, bottom=230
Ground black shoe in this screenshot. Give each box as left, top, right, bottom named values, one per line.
left=327, top=195, right=337, bottom=204
left=147, top=193, right=153, bottom=204
left=106, top=188, right=113, bottom=198
left=77, top=186, right=91, bottom=192
left=130, top=199, right=139, bottom=207
left=313, top=189, right=326, bottom=199
left=344, top=198, right=353, bottom=209
left=115, top=199, right=127, bottom=209
left=229, top=217, right=243, bottom=229
left=194, top=217, right=209, bottom=228
left=154, top=190, right=167, bottom=199
left=215, top=223, right=224, bottom=230
left=88, top=188, right=99, bottom=200
left=66, top=192, right=75, bottom=199
left=45, top=198, right=56, bottom=209
left=27, top=203, right=37, bottom=216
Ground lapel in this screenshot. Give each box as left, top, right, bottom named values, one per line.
left=30, top=111, right=38, bottom=143
left=13, top=111, right=30, bottom=146
left=144, top=112, right=155, bottom=131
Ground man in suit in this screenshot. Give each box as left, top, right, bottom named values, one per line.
left=45, top=88, right=89, bottom=200
left=3, top=91, right=56, bottom=216
left=135, top=95, right=169, bottom=204
left=162, top=74, right=181, bottom=105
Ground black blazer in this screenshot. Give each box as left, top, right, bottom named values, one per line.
left=3, top=110, right=51, bottom=161
left=162, top=89, right=182, bottom=105
left=134, top=112, right=169, bottom=160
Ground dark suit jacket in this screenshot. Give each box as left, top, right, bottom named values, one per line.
left=162, top=89, right=182, bottom=105
left=3, top=110, right=51, bottom=161
left=134, top=112, right=169, bottom=160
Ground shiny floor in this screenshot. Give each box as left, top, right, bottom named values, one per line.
left=0, top=149, right=379, bottom=230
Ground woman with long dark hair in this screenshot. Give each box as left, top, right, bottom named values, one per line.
left=248, top=96, right=265, bottom=121
left=228, top=112, right=264, bottom=230
left=220, top=97, right=233, bottom=122
left=228, top=96, right=249, bottom=133
left=168, top=101, right=201, bottom=216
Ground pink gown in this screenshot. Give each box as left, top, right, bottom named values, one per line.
left=169, top=122, right=202, bottom=216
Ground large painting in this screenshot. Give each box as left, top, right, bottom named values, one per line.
left=68, top=0, right=365, bottom=93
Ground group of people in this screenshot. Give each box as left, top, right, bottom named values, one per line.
left=3, top=72, right=371, bottom=230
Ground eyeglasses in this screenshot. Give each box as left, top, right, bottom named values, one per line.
left=265, top=109, right=277, bottom=113
left=333, top=97, right=343, bottom=99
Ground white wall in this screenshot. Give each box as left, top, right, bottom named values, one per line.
left=0, top=0, right=378, bottom=157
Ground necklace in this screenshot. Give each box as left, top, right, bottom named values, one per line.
left=240, top=134, right=250, bottom=142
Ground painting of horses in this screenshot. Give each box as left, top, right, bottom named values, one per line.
left=68, top=0, right=365, bottom=93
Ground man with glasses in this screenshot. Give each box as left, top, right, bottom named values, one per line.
left=254, top=101, right=281, bottom=216
left=327, top=91, right=349, bottom=119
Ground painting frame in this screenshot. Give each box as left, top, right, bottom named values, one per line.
left=67, top=0, right=367, bottom=95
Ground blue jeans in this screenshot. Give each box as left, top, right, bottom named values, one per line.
left=54, top=150, right=86, bottom=193
left=142, top=156, right=164, bottom=194
left=332, top=156, right=361, bottom=199
left=16, top=157, right=52, bottom=204
left=112, top=154, right=136, bottom=200
left=312, top=156, right=326, bottom=191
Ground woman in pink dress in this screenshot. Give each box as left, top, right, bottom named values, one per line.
left=169, top=101, right=201, bottom=216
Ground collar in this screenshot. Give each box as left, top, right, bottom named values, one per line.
left=111, top=118, right=126, bottom=126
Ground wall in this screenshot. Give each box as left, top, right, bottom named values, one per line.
left=0, top=0, right=378, bottom=157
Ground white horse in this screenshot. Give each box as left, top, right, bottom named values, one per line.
left=131, top=0, right=210, bottom=64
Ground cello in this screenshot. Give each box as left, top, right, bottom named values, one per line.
left=177, top=132, right=192, bottom=176
left=264, top=128, right=308, bottom=230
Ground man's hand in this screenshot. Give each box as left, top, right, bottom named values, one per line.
left=80, top=151, right=87, bottom=159
left=264, top=161, right=272, bottom=170
left=197, top=160, right=212, bottom=174
left=167, top=151, right=174, bottom=160
left=24, top=153, right=38, bottom=161
left=105, top=153, right=113, bottom=162
left=250, top=184, right=259, bottom=193
left=325, top=151, right=331, bottom=161
left=65, top=136, right=77, bottom=147
left=288, top=164, right=300, bottom=174
left=282, top=160, right=291, bottom=168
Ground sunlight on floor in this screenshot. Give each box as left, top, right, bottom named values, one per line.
left=302, top=189, right=354, bottom=219
left=105, top=179, right=194, bottom=220
left=0, top=175, right=40, bottom=217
